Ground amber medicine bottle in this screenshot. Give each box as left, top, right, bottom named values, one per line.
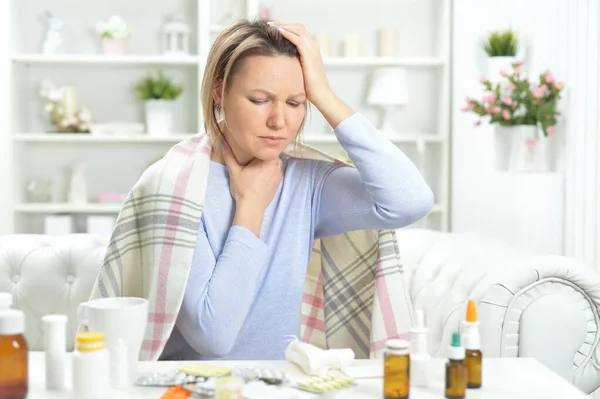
left=384, top=339, right=410, bottom=399
left=462, top=299, right=482, bottom=388
left=445, top=331, right=467, bottom=399
left=0, top=309, right=28, bottom=399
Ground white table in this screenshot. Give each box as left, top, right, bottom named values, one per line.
left=27, top=352, right=587, bottom=398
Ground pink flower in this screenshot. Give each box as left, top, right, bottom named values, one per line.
left=465, top=96, right=472, bottom=103
left=526, top=138, right=537, bottom=148
left=514, top=67, right=521, bottom=75
left=479, top=76, right=488, bottom=84
left=507, top=83, right=516, bottom=92
left=540, top=84, right=548, bottom=92
left=502, top=110, right=510, bottom=120
left=555, top=81, right=564, bottom=90
left=482, top=93, right=497, bottom=103
left=499, top=70, right=507, bottom=77
left=544, top=69, right=555, bottom=83
left=502, top=97, right=513, bottom=106
left=516, top=58, right=526, bottom=65
left=547, top=126, right=556, bottom=135
left=460, top=106, right=468, bottom=112
left=533, top=87, right=545, bottom=98
left=491, top=106, right=501, bottom=114
left=467, top=102, right=475, bottom=109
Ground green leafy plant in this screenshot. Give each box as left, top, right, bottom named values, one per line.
left=460, top=60, right=564, bottom=137
left=482, top=29, right=519, bottom=57
left=133, top=71, right=184, bottom=100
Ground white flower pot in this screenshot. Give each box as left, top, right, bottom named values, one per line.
left=494, top=125, right=550, bottom=172
left=486, top=56, right=516, bottom=84
left=145, top=100, right=174, bottom=136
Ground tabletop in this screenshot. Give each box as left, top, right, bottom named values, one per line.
left=26, top=352, right=587, bottom=398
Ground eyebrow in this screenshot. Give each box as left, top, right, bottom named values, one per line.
left=250, top=89, right=306, bottom=98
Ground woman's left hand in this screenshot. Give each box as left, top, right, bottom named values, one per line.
left=275, top=22, right=333, bottom=106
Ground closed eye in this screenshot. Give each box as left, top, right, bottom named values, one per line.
left=287, top=101, right=301, bottom=108
left=249, top=98, right=267, bottom=105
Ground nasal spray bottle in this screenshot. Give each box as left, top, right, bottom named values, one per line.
left=462, top=299, right=482, bottom=389
left=409, top=310, right=431, bottom=387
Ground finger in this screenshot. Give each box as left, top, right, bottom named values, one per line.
left=222, top=142, right=242, bottom=175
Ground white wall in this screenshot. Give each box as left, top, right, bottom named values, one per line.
left=451, top=0, right=581, bottom=256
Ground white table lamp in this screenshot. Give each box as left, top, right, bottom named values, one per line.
left=366, top=67, right=409, bottom=133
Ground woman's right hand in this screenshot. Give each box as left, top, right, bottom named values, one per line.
left=222, top=142, right=282, bottom=236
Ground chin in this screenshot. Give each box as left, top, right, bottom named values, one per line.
left=253, top=147, right=284, bottom=162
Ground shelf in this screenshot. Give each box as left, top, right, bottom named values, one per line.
left=301, top=133, right=445, bottom=144
left=11, top=54, right=201, bottom=65
left=10, top=54, right=444, bottom=68
left=14, top=202, right=445, bottom=214
left=14, top=203, right=123, bottom=214
left=322, top=57, right=444, bottom=67
left=12, top=134, right=197, bottom=143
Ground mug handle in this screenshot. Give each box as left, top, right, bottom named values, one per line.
left=77, top=302, right=89, bottom=328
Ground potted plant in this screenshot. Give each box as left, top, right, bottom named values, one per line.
left=96, top=15, right=131, bottom=55
left=460, top=60, right=564, bottom=172
left=133, top=71, right=183, bottom=136
left=482, top=28, right=519, bottom=84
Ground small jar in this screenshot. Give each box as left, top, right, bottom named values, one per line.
left=0, top=309, right=28, bottom=399
left=384, top=339, right=410, bottom=399
left=72, top=332, right=110, bottom=399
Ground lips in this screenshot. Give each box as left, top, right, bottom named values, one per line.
left=259, top=136, right=285, bottom=140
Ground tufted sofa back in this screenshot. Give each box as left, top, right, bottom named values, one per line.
left=0, top=234, right=108, bottom=351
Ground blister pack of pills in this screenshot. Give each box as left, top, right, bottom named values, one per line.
left=232, top=367, right=287, bottom=386
left=136, top=371, right=203, bottom=387
left=293, top=373, right=356, bottom=394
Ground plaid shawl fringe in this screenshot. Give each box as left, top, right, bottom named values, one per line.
left=85, top=132, right=415, bottom=361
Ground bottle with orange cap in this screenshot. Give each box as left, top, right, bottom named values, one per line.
left=462, top=299, right=482, bottom=389
left=72, top=331, right=110, bottom=399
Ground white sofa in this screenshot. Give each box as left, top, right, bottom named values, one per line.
left=1, top=229, right=599, bottom=395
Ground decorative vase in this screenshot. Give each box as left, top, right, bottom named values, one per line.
left=145, top=99, right=174, bottom=136
left=486, top=56, right=516, bottom=84
left=101, top=37, right=129, bottom=55
left=494, top=125, right=549, bottom=172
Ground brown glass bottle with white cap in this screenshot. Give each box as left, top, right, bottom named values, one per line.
left=384, top=338, right=410, bottom=399
left=0, top=308, right=28, bottom=399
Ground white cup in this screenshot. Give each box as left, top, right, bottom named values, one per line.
left=78, top=297, right=148, bottom=384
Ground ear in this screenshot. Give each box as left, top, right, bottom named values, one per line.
left=212, top=80, right=224, bottom=107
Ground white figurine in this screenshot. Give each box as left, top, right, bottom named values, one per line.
left=41, top=11, right=64, bottom=54
left=67, top=161, right=88, bottom=204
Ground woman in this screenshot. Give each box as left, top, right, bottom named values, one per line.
left=159, top=19, right=434, bottom=361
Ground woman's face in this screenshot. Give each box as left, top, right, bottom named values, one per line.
left=216, top=54, right=306, bottom=165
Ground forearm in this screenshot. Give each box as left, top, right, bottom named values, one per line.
left=311, top=90, right=355, bottom=130
left=315, top=113, right=434, bottom=237
left=179, top=226, right=267, bottom=357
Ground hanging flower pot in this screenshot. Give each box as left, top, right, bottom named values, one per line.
left=494, top=124, right=549, bottom=172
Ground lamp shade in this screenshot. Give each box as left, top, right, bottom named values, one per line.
left=366, top=67, right=409, bottom=106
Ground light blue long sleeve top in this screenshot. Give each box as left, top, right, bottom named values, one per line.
left=160, top=113, right=434, bottom=361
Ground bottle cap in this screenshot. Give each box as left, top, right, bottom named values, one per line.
left=411, top=309, right=428, bottom=333
left=0, top=292, right=13, bottom=309
left=466, top=299, right=478, bottom=322
left=0, top=309, right=25, bottom=335
left=76, top=331, right=105, bottom=351
left=386, top=339, right=409, bottom=350
left=448, top=331, right=465, bottom=360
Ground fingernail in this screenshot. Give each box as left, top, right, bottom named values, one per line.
left=278, top=27, right=285, bottom=33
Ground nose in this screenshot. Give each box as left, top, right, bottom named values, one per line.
left=266, top=101, right=286, bottom=130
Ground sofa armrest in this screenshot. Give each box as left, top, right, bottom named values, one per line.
left=395, top=229, right=600, bottom=394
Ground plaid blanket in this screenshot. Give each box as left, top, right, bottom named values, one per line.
left=86, top=132, right=415, bottom=360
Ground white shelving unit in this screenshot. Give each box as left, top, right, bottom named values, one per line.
left=0, top=0, right=451, bottom=235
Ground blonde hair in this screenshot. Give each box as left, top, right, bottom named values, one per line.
left=200, top=19, right=308, bottom=146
